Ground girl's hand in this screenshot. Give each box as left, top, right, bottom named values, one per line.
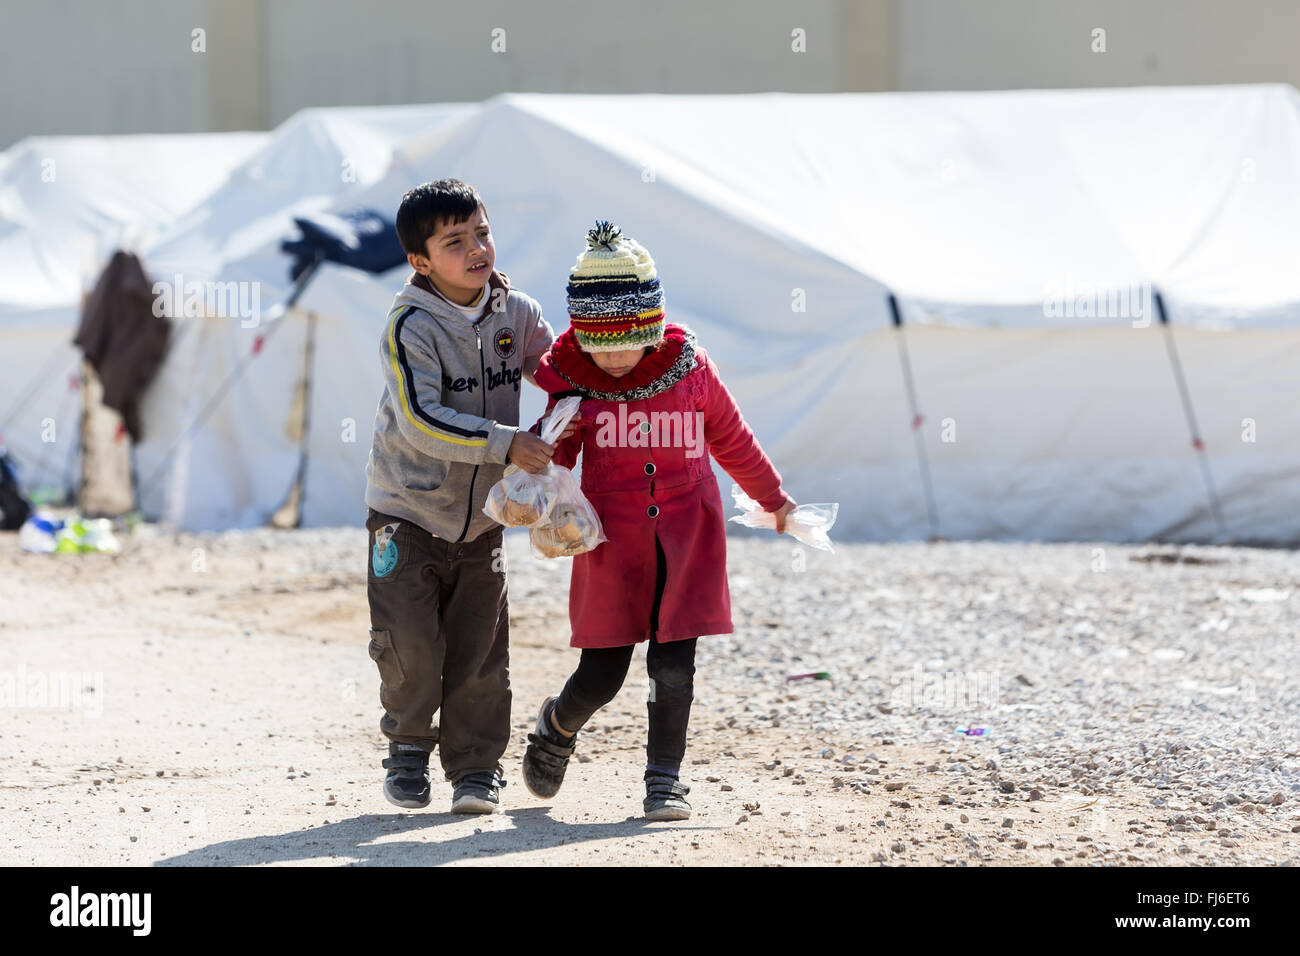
left=773, top=498, right=798, bottom=534
left=557, top=414, right=581, bottom=442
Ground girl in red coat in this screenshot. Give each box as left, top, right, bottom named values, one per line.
left=523, top=221, right=797, bottom=820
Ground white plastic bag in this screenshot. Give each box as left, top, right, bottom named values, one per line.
left=727, top=483, right=838, bottom=552
left=483, top=396, right=582, bottom=528
left=528, top=464, right=607, bottom=558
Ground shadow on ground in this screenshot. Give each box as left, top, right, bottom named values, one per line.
left=155, top=807, right=718, bottom=866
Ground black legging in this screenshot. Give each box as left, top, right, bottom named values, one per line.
left=553, top=537, right=697, bottom=773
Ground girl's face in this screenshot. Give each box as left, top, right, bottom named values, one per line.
left=588, top=347, right=649, bottom=378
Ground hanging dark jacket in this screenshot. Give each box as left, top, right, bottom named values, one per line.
left=74, top=250, right=170, bottom=441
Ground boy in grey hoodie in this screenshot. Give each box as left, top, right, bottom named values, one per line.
left=364, top=179, right=568, bottom=813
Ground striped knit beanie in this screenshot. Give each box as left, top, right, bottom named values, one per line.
left=565, top=221, right=666, bottom=352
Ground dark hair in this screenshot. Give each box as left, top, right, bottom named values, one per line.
left=395, top=179, right=489, bottom=257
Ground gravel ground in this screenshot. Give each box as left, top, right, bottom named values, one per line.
left=1, top=523, right=1296, bottom=866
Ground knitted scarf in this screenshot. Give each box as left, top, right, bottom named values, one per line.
left=546, top=323, right=698, bottom=402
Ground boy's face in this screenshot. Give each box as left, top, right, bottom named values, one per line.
left=407, top=204, right=495, bottom=306
left=588, top=347, right=648, bottom=378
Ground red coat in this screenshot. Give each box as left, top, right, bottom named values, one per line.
left=530, top=324, right=789, bottom=648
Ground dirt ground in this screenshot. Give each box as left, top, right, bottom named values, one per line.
left=0, top=524, right=1295, bottom=867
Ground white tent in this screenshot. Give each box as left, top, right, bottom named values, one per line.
left=133, top=86, right=1300, bottom=543
left=0, top=131, right=268, bottom=493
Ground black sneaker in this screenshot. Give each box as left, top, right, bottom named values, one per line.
left=381, top=742, right=431, bottom=809
left=451, top=767, right=506, bottom=814
left=523, top=696, right=578, bottom=799
left=644, top=774, right=691, bottom=821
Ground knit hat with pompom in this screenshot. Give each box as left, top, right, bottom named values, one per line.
left=565, top=221, right=665, bottom=352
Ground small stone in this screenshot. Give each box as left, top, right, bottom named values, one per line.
left=891, top=842, right=905, bottom=853
left=999, top=781, right=1016, bottom=793
left=736, top=814, right=748, bottom=823
left=960, top=813, right=970, bottom=823
left=1014, top=839, right=1028, bottom=849
left=706, top=776, right=721, bottom=783
left=1002, top=817, right=1013, bottom=828
left=154, top=771, right=164, bottom=778
left=885, top=782, right=905, bottom=792
left=1028, top=789, right=1044, bottom=801
left=129, top=836, right=138, bottom=842
left=720, top=784, right=733, bottom=792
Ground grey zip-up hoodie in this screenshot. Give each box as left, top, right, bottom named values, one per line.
left=364, top=269, right=555, bottom=542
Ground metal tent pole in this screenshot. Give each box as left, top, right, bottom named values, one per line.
left=888, top=293, right=940, bottom=540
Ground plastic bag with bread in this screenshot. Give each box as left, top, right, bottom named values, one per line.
left=528, top=464, right=606, bottom=558
left=481, top=396, right=582, bottom=528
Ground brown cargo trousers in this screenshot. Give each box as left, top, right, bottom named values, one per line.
left=365, top=508, right=511, bottom=783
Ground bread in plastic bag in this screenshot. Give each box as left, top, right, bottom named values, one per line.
left=484, top=472, right=556, bottom=527
left=528, top=464, right=607, bottom=558
left=727, top=483, right=838, bottom=552
left=482, top=396, right=581, bottom=528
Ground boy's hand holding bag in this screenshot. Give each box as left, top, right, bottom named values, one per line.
left=482, top=396, right=607, bottom=558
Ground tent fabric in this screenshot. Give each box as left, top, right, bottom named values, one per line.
left=0, top=131, right=268, bottom=493
left=506, top=85, right=1300, bottom=328
left=100, top=87, right=1300, bottom=541
left=0, top=131, right=268, bottom=311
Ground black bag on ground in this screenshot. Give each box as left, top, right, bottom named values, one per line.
left=0, top=451, right=32, bottom=530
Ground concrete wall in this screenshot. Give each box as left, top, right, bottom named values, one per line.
left=1, top=0, right=1297, bottom=149
left=899, top=0, right=1300, bottom=91
left=0, top=0, right=268, bottom=146
left=260, top=0, right=894, bottom=123
left=0, top=0, right=891, bottom=148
